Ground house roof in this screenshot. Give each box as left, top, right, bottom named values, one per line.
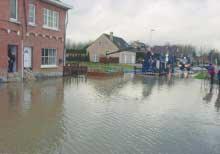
left=131, top=41, right=146, bottom=48
left=42, top=0, right=73, bottom=10
left=130, top=41, right=149, bottom=52
left=103, top=34, right=130, bottom=50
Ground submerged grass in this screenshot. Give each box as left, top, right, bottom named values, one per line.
left=67, top=61, right=135, bottom=72
left=194, top=72, right=208, bottom=80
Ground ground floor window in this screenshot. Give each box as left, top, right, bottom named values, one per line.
left=93, top=53, right=98, bottom=62
left=41, top=48, right=57, bottom=66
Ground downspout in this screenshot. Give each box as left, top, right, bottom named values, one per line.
left=21, top=40, right=24, bottom=79
left=63, top=11, right=69, bottom=70
left=21, top=0, right=28, bottom=80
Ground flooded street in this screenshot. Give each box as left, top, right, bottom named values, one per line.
left=0, top=75, right=220, bottom=154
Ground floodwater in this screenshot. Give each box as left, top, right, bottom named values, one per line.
left=0, top=75, right=220, bottom=154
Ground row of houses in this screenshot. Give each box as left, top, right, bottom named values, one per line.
left=0, top=0, right=72, bottom=81
left=85, top=33, right=197, bottom=65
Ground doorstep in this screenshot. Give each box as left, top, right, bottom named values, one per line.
left=7, top=73, right=22, bottom=82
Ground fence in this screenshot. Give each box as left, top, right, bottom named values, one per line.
left=63, top=63, right=88, bottom=76
left=99, top=57, right=119, bottom=64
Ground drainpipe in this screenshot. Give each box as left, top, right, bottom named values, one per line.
left=21, top=0, right=28, bottom=80
left=21, top=40, right=24, bottom=79
left=63, top=11, right=69, bottom=68
left=20, top=0, right=27, bottom=80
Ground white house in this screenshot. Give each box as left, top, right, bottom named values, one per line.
left=87, top=32, right=136, bottom=64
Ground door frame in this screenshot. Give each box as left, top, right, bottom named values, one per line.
left=23, top=46, right=33, bottom=69
left=8, top=45, right=18, bottom=73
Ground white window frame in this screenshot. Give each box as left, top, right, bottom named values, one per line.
left=41, top=48, right=57, bottom=68
left=28, top=3, right=36, bottom=25
left=43, top=8, right=59, bottom=30
left=94, top=53, right=98, bottom=62
left=10, top=0, right=18, bottom=21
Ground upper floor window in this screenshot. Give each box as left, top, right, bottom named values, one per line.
left=10, top=0, right=18, bottom=21
left=43, top=8, right=59, bottom=30
left=29, top=3, right=36, bottom=25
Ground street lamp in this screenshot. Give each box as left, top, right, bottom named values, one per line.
left=149, top=29, right=155, bottom=47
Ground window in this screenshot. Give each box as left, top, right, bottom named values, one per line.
left=41, top=48, right=57, bottom=66
left=10, top=0, right=18, bottom=20
left=43, top=8, right=59, bottom=30
left=29, top=3, right=35, bottom=25
left=93, top=53, right=98, bottom=62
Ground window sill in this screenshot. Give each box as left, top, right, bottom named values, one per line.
left=42, top=25, right=59, bottom=31
left=28, top=23, right=37, bottom=27
left=41, top=65, right=58, bottom=69
left=9, top=18, right=21, bottom=24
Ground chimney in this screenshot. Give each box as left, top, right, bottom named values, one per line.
left=110, top=32, right=113, bottom=41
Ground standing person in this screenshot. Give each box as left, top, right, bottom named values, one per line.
left=218, top=69, right=220, bottom=86
left=10, top=53, right=15, bottom=72
left=8, top=49, right=13, bottom=72
left=8, top=55, right=11, bottom=72
left=208, top=64, right=215, bottom=84
left=8, top=49, right=15, bottom=73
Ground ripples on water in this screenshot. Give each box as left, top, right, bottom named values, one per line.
left=0, top=75, right=220, bottom=154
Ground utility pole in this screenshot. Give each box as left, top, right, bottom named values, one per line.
left=149, top=29, right=155, bottom=47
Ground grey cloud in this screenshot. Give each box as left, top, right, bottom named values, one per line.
left=63, top=0, right=220, bottom=49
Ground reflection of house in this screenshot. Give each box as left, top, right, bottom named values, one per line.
left=0, top=0, right=72, bottom=81
left=0, top=79, right=64, bottom=153
left=87, top=32, right=136, bottom=64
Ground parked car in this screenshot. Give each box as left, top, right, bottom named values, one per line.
left=191, top=66, right=207, bottom=72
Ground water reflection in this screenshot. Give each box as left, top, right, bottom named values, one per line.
left=200, top=81, right=220, bottom=112
left=87, top=75, right=128, bottom=97
left=63, top=76, right=87, bottom=87
left=203, top=84, right=214, bottom=103
left=0, top=79, right=64, bottom=154
left=0, top=76, right=220, bottom=154
left=215, top=86, right=220, bottom=112
left=132, top=76, right=176, bottom=100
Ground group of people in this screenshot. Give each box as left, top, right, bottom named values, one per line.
left=208, top=64, right=220, bottom=85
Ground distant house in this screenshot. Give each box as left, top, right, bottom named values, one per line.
left=131, top=41, right=148, bottom=52
left=87, top=32, right=136, bottom=64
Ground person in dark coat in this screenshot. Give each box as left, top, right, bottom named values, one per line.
left=208, top=64, right=215, bottom=85
left=217, top=70, right=220, bottom=86
left=8, top=49, right=15, bottom=72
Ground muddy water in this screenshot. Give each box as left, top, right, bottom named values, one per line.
left=0, top=75, right=219, bottom=154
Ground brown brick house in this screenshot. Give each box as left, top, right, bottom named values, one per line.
left=87, top=32, right=136, bottom=64
left=0, top=0, right=71, bottom=81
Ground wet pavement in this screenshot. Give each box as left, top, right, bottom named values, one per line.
left=0, top=75, right=220, bottom=154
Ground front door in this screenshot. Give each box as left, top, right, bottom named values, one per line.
left=24, top=47, right=32, bottom=69
left=8, top=45, right=17, bottom=73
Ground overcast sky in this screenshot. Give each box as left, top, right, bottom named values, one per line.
left=63, top=0, right=220, bottom=49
